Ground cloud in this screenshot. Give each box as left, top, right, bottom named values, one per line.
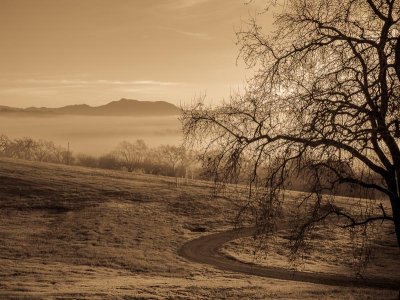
left=0, top=87, right=59, bottom=96
left=1, top=78, right=182, bottom=87
left=158, top=26, right=212, bottom=40
left=0, top=78, right=183, bottom=96
left=171, top=0, right=213, bottom=9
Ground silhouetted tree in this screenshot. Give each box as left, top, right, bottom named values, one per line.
left=183, top=0, right=400, bottom=258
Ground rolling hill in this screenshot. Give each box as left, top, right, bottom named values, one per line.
left=0, top=158, right=397, bottom=299
left=0, top=98, right=181, bottom=116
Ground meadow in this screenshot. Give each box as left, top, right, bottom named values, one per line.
left=0, top=158, right=398, bottom=299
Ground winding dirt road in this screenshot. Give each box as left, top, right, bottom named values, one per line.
left=178, top=228, right=400, bottom=290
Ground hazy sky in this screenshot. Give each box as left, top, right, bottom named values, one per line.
left=0, top=0, right=274, bottom=108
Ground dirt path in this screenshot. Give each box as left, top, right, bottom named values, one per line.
left=178, top=228, right=400, bottom=290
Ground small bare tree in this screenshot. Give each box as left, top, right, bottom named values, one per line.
left=8, top=137, right=36, bottom=160
left=51, top=144, right=70, bottom=164
left=182, top=0, right=400, bottom=260
left=32, top=140, right=55, bottom=162
left=159, top=145, right=185, bottom=176
left=115, top=140, right=148, bottom=172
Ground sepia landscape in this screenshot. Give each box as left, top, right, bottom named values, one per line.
left=1, top=0, right=399, bottom=299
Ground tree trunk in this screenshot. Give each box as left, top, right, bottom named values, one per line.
left=387, top=173, right=400, bottom=249
left=391, top=198, right=400, bottom=249
left=395, top=36, right=400, bottom=82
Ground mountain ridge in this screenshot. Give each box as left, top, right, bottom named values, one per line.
left=0, top=98, right=181, bottom=116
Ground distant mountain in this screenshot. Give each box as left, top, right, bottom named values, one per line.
left=0, top=99, right=181, bottom=116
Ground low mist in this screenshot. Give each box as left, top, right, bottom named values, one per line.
left=0, top=115, right=182, bottom=155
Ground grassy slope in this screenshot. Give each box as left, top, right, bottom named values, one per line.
left=222, top=225, right=399, bottom=281
left=0, top=158, right=397, bottom=299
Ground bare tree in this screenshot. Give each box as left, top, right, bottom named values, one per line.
left=0, top=135, right=72, bottom=164
left=8, top=137, right=36, bottom=160
left=158, top=145, right=185, bottom=176
left=181, top=149, right=200, bottom=181
left=182, top=0, right=400, bottom=258
left=50, top=143, right=72, bottom=164
left=115, top=140, right=148, bottom=172
left=32, top=140, right=55, bottom=162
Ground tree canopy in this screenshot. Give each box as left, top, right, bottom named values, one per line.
left=182, top=0, right=400, bottom=255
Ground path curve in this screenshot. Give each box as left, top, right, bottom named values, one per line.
left=178, top=228, right=399, bottom=290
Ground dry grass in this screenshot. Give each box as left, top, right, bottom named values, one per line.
left=0, top=158, right=398, bottom=299
left=222, top=224, right=399, bottom=280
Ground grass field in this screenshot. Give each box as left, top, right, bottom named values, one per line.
left=222, top=225, right=399, bottom=281
left=0, top=158, right=398, bottom=299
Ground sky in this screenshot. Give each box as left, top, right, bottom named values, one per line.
left=0, top=0, right=274, bottom=108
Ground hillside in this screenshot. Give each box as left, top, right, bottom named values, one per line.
left=0, top=158, right=397, bottom=299
left=0, top=98, right=181, bottom=116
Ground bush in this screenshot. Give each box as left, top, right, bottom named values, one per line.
left=76, top=154, right=98, bottom=168
left=98, top=154, right=120, bottom=170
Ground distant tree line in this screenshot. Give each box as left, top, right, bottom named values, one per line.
left=0, top=135, right=72, bottom=164
left=0, top=134, right=379, bottom=198
left=0, top=134, right=200, bottom=179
